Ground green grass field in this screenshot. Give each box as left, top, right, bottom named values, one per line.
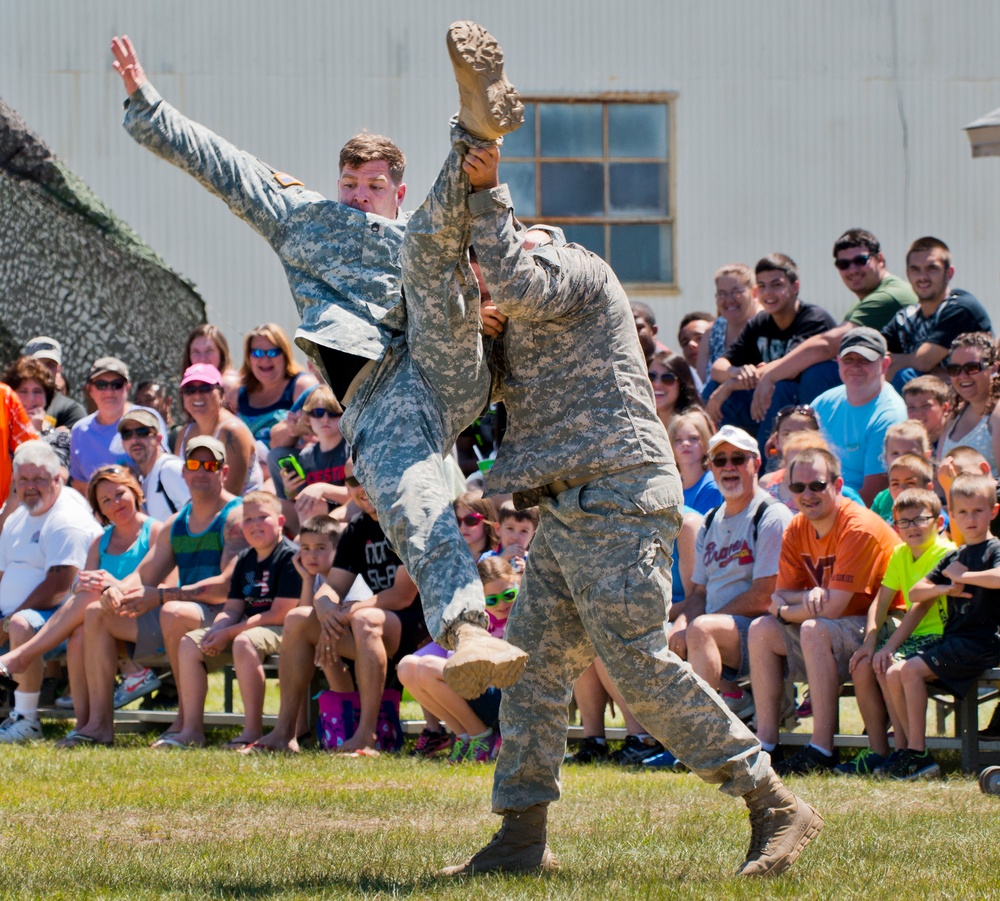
left=2, top=720, right=1000, bottom=900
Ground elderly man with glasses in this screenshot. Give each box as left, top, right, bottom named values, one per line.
left=669, top=426, right=793, bottom=727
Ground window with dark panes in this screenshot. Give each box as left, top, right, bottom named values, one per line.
left=500, top=98, right=674, bottom=286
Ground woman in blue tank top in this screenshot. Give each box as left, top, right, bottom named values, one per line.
left=236, top=324, right=318, bottom=457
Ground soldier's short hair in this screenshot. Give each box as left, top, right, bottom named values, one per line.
left=340, top=132, right=406, bottom=184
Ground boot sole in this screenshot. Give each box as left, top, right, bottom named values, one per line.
left=741, top=803, right=824, bottom=877
left=447, top=21, right=524, bottom=140
left=443, top=648, right=528, bottom=700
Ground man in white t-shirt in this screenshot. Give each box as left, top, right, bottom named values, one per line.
left=668, top=426, right=793, bottom=723
left=0, top=441, right=101, bottom=742
left=118, top=410, right=190, bottom=520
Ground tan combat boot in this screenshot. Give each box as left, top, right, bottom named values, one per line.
left=442, top=622, right=528, bottom=700
left=446, top=21, right=525, bottom=140
left=439, top=804, right=559, bottom=876
left=738, top=769, right=823, bottom=876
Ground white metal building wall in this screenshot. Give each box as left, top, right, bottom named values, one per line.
left=3, top=0, right=999, bottom=367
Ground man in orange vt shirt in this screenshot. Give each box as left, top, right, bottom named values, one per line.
left=748, top=446, right=900, bottom=775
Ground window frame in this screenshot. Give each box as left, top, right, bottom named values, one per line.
left=500, top=92, right=678, bottom=292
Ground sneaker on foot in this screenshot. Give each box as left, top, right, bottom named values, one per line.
left=448, top=736, right=471, bottom=764
left=410, top=727, right=453, bottom=758
left=54, top=695, right=75, bottom=710
left=643, top=748, right=681, bottom=769
left=464, top=730, right=496, bottom=763
left=565, top=736, right=609, bottom=764
left=0, top=712, right=43, bottom=744
left=888, top=748, right=940, bottom=781
left=113, top=668, right=161, bottom=709
left=775, top=744, right=839, bottom=776
left=610, top=734, right=665, bottom=765
left=442, top=623, right=528, bottom=700
left=446, top=21, right=524, bottom=140
left=833, top=748, right=888, bottom=777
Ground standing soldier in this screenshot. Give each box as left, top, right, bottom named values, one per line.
left=438, top=23, right=822, bottom=878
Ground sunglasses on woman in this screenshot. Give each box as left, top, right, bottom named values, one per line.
left=648, top=371, right=678, bottom=384
left=458, top=512, right=485, bottom=527
left=249, top=348, right=282, bottom=359
left=485, top=587, right=518, bottom=606
left=181, top=383, right=216, bottom=396
left=945, top=361, right=987, bottom=377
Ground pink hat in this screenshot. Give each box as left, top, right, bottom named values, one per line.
left=180, top=363, right=223, bottom=389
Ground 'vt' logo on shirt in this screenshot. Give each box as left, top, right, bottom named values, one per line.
left=802, top=555, right=837, bottom=587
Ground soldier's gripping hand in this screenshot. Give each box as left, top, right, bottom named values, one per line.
left=463, top=145, right=500, bottom=192
left=111, top=35, right=148, bottom=95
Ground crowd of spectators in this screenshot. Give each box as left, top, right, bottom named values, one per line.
left=0, top=224, right=999, bottom=781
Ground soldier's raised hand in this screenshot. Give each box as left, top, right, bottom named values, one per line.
left=111, top=35, right=148, bottom=95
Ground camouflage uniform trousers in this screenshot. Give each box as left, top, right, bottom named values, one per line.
left=345, top=124, right=493, bottom=647
left=492, top=462, right=769, bottom=813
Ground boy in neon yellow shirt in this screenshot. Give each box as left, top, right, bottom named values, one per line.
left=840, top=489, right=954, bottom=775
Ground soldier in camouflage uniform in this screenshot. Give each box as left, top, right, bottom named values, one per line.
left=111, top=33, right=526, bottom=697
left=441, top=28, right=823, bottom=873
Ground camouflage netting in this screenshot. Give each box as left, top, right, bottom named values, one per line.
left=0, top=97, right=205, bottom=396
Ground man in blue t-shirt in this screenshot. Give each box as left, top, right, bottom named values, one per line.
left=812, top=328, right=907, bottom=505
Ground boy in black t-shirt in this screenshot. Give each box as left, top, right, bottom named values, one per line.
left=884, top=473, right=1000, bottom=779
left=171, top=491, right=303, bottom=749
left=706, top=253, right=836, bottom=443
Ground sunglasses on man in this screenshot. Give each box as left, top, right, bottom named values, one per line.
left=185, top=459, right=222, bottom=472
left=834, top=253, right=872, bottom=271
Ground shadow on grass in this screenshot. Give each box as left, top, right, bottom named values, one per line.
left=201, top=873, right=464, bottom=897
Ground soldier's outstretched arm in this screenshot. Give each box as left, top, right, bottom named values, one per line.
left=466, top=149, right=600, bottom=324
left=111, top=35, right=321, bottom=247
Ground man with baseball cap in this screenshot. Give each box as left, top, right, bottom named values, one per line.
left=810, top=327, right=907, bottom=504
left=20, top=336, right=85, bottom=429
left=118, top=409, right=190, bottom=520
left=68, top=434, right=243, bottom=747
left=669, top=425, right=794, bottom=727
left=69, top=356, right=169, bottom=494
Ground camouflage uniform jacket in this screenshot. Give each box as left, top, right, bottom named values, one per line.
left=122, top=83, right=408, bottom=368
left=468, top=185, right=677, bottom=507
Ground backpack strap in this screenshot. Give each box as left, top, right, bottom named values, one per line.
left=750, top=494, right=780, bottom=541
